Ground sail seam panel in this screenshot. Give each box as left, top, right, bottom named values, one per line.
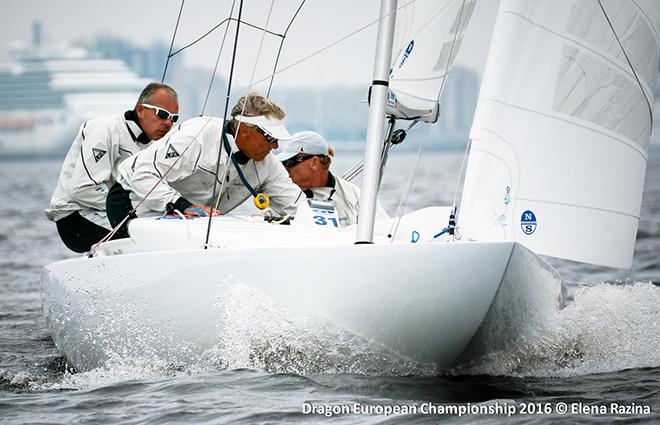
left=500, top=9, right=654, bottom=101
left=483, top=98, right=649, bottom=162
left=391, top=88, right=440, bottom=103
left=392, top=72, right=449, bottom=82
left=631, top=0, right=659, bottom=45
left=515, top=197, right=640, bottom=220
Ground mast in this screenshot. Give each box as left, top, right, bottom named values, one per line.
left=355, top=0, right=397, bottom=244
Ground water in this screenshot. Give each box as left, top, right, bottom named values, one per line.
left=1, top=146, right=659, bottom=424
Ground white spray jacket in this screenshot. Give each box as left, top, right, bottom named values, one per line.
left=46, top=112, right=153, bottom=223
left=117, top=116, right=305, bottom=216
left=308, top=174, right=389, bottom=227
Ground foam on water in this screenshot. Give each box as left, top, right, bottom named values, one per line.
left=196, top=278, right=437, bottom=376
left=453, top=281, right=660, bottom=378
left=33, top=275, right=660, bottom=390
left=34, top=277, right=439, bottom=391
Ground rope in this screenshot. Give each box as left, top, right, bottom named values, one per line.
left=204, top=0, right=245, bottom=249
left=90, top=2, right=290, bottom=254
left=342, top=120, right=416, bottom=182
left=342, top=0, right=466, bottom=183
left=90, top=0, right=420, bottom=255
left=88, top=117, right=218, bottom=256
left=250, top=0, right=275, bottom=86
left=597, top=0, right=653, bottom=125
left=201, top=0, right=237, bottom=115
left=230, top=0, right=416, bottom=99
left=168, top=18, right=283, bottom=59
left=209, top=0, right=281, bottom=213
left=267, top=0, right=306, bottom=97
left=388, top=123, right=432, bottom=242
left=162, top=0, right=185, bottom=82
left=451, top=138, right=471, bottom=213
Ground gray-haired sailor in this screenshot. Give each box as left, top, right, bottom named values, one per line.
left=106, top=93, right=305, bottom=237
left=45, top=82, right=179, bottom=253
left=276, top=130, right=389, bottom=227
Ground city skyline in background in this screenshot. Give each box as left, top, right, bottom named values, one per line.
left=1, top=10, right=484, bottom=148
left=1, top=1, right=499, bottom=87
left=4, top=1, right=658, bottom=157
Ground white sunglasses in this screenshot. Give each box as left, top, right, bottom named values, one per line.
left=141, top=103, right=179, bottom=122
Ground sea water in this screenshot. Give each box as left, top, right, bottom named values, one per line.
left=0, top=146, right=658, bottom=424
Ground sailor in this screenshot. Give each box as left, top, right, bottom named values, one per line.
left=106, top=93, right=305, bottom=237
left=275, top=131, right=389, bottom=227
left=45, top=82, right=179, bottom=253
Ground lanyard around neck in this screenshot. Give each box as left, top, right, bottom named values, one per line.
left=222, top=129, right=258, bottom=197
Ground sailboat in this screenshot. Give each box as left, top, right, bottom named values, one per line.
left=41, top=0, right=659, bottom=373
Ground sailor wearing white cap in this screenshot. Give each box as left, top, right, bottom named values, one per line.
left=107, top=94, right=305, bottom=236
left=276, top=131, right=388, bottom=227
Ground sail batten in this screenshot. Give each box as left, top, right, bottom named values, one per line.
left=460, top=0, right=660, bottom=269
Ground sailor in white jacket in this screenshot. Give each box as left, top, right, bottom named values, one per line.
left=45, top=83, right=179, bottom=252
left=106, top=94, right=305, bottom=236
left=275, top=131, right=389, bottom=227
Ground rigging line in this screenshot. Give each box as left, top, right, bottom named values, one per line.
left=89, top=117, right=219, bottom=256
left=388, top=123, right=432, bottom=242
left=402, top=0, right=456, bottom=47
left=451, top=137, right=471, bottom=215
left=245, top=1, right=275, bottom=199
left=211, top=3, right=262, bottom=210
left=162, top=0, right=186, bottom=82
left=342, top=120, right=415, bottom=182
left=435, top=0, right=466, bottom=103
left=267, top=0, right=307, bottom=97
left=169, top=17, right=283, bottom=58
left=597, top=0, right=653, bottom=122
left=230, top=0, right=417, bottom=99
left=201, top=0, right=237, bottom=115
left=249, top=0, right=275, bottom=86
left=204, top=0, right=245, bottom=249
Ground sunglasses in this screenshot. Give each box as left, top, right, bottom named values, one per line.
left=282, top=154, right=316, bottom=169
left=141, top=103, right=179, bottom=122
left=255, top=126, right=278, bottom=144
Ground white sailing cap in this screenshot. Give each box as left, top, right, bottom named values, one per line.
left=275, top=131, right=329, bottom=161
left=233, top=114, right=292, bottom=141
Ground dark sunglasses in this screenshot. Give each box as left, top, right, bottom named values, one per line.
left=142, top=103, right=179, bottom=122
left=255, top=126, right=278, bottom=144
left=282, top=154, right=316, bottom=169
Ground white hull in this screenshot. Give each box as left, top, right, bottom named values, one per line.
left=41, top=212, right=564, bottom=373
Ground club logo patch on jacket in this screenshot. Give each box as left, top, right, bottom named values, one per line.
left=92, top=148, right=107, bottom=162
left=165, top=144, right=180, bottom=159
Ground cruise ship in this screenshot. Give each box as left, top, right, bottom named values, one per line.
left=0, top=23, right=147, bottom=158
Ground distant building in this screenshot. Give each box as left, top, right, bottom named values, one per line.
left=88, top=37, right=177, bottom=83
left=274, top=66, right=480, bottom=146
left=84, top=36, right=480, bottom=146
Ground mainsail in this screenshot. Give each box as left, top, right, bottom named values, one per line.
left=459, top=0, right=660, bottom=268
left=386, top=0, right=475, bottom=122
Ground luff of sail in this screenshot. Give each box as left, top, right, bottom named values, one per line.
left=459, top=0, right=660, bottom=268
left=387, top=0, right=475, bottom=122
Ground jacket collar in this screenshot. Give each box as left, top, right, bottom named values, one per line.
left=124, top=110, right=152, bottom=144
left=327, top=172, right=336, bottom=189
left=304, top=172, right=337, bottom=199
